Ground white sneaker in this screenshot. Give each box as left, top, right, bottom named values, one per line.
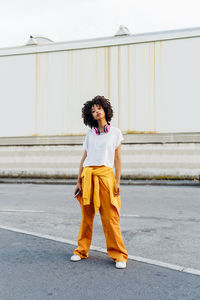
left=115, top=261, right=126, bottom=269
left=70, top=254, right=81, bottom=262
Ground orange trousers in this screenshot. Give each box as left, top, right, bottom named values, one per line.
left=74, top=175, right=128, bottom=263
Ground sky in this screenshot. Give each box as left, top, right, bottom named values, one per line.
left=0, top=0, right=200, bottom=48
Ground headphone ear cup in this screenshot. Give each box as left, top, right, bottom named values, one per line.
left=94, top=127, right=100, bottom=135
left=104, top=124, right=111, bottom=133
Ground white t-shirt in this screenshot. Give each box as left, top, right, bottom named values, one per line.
left=83, top=125, right=124, bottom=168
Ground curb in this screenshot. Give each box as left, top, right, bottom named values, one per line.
left=0, top=177, right=199, bottom=186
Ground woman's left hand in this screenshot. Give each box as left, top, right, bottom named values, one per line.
left=114, top=183, right=121, bottom=197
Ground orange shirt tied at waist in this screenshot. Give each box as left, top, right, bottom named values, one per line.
left=76, top=166, right=121, bottom=215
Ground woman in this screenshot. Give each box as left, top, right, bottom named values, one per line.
left=71, top=95, right=128, bottom=269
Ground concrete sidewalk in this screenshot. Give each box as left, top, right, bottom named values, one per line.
left=0, top=228, right=199, bottom=300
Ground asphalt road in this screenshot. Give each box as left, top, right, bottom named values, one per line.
left=0, top=183, right=200, bottom=299
left=0, top=228, right=200, bottom=300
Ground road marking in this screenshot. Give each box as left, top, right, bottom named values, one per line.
left=96, top=214, right=140, bottom=218
left=0, top=225, right=200, bottom=276
left=0, top=209, right=46, bottom=213
left=120, top=214, right=140, bottom=217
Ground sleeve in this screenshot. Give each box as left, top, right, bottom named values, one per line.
left=83, top=132, right=89, bottom=151
left=115, top=128, right=124, bottom=149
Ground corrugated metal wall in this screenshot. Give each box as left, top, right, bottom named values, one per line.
left=0, top=35, right=200, bottom=137
left=34, top=44, right=157, bottom=135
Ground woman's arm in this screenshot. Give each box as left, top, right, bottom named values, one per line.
left=114, top=144, right=122, bottom=196
left=74, top=150, right=87, bottom=195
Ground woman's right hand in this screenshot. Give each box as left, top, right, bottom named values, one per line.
left=74, top=181, right=82, bottom=196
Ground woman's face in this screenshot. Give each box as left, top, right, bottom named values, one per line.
left=91, top=104, right=105, bottom=121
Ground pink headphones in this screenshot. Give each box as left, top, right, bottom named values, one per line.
left=94, top=124, right=111, bottom=135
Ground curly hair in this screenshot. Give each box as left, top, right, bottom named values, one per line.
left=82, top=95, right=114, bottom=128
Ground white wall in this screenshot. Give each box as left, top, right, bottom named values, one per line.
left=0, top=34, right=200, bottom=137
left=0, top=55, right=36, bottom=137
left=156, top=38, right=200, bottom=132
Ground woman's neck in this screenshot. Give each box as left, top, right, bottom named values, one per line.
left=97, top=119, right=107, bottom=132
